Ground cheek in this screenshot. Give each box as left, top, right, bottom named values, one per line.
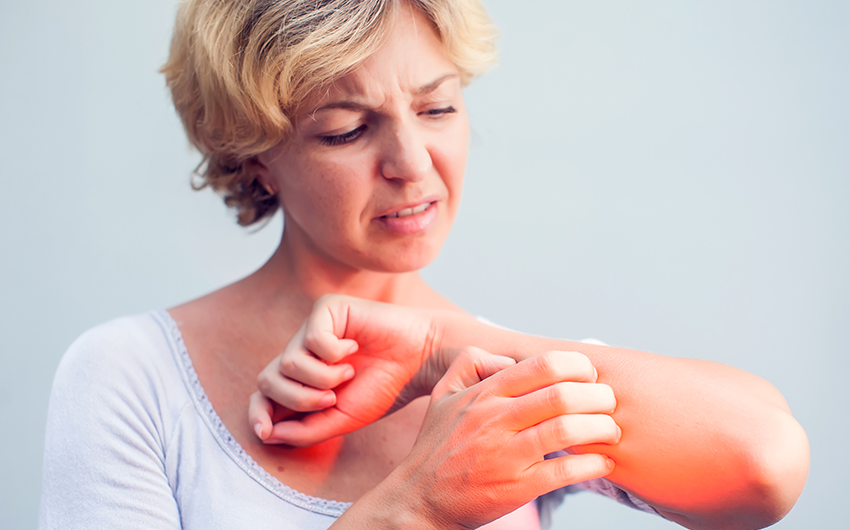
left=284, top=155, right=373, bottom=229
left=433, top=123, right=469, bottom=204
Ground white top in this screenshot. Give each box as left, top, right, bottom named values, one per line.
left=39, top=311, right=657, bottom=529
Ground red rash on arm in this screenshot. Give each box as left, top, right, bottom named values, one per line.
left=435, top=314, right=809, bottom=530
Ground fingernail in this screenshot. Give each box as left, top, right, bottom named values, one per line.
left=348, top=343, right=358, bottom=355
left=254, top=422, right=264, bottom=439
left=344, top=366, right=355, bottom=380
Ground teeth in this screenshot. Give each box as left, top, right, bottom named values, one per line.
left=386, top=202, right=431, bottom=218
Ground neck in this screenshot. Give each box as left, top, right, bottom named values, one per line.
left=249, top=227, right=431, bottom=313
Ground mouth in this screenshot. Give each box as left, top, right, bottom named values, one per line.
left=375, top=200, right=440, bottom=235
left=381, top=201, right=435, bottom=219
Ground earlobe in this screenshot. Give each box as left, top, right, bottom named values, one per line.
left=246, top=156, right=278, bottom=196
left=260, top=180, right=276, bottom=197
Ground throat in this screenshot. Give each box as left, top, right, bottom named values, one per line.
left=261, top=242, right=429, bottom=305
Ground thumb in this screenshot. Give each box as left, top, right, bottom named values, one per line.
left=433, top=346, right=516, bottom=398
left=264, top=407, right=363, bottom=447
left=303, top=299, right=359, bottom=364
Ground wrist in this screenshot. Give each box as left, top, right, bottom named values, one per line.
left=429, top=309, right=482, bottom=352
left=417, top=309, right=475, bottom=393
left=333, top=465, right=453, bottom=530
left=383, top=310, right=464, bottom=415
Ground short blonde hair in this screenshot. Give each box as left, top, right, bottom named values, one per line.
left=162, top=0, right=498, bottom=226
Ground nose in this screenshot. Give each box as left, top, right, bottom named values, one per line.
left=378, top=120, right=432, bottom=183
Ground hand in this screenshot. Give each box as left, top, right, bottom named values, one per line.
left=249, top=294, right=447, bottom=447
left=376, top=347, right=620, bottom=529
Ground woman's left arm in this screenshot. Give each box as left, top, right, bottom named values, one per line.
left=436, top=315, right=810, bottom=530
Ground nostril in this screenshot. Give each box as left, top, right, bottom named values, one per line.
left=380, top=152, right=431, bottom=182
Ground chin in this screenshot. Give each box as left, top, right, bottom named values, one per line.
left=364, top=239, right=444, bottom=274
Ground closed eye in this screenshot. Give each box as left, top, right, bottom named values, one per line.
left=421, top=106, right=456, bottom=117
left=320, top=124, right=367, bottom=146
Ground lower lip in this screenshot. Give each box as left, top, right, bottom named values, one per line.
left=376, top=202, right=439, bottom=234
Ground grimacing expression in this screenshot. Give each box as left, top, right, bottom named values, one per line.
left=257, top=5, right=469, bottom=273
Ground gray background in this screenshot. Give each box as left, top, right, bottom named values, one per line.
left=1, top=0, right=847, bottom=528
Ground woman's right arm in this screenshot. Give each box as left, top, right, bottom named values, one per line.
left=40, top=321, right=182, bottom=529
left=329, top=347, right=619, bottom=530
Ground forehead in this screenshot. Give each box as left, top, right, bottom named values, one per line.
left=303, top=5, right=458, bottom=111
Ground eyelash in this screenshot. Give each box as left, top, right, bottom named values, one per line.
left=423, top=106, right=456, bottom=117
left=318, top=106, right=457, bottom=146
left=320, top=125, right=367, bottom=146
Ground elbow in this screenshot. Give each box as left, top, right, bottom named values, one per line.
left=665, top=408, right=810, bottom=530
left=700, top=408, right=811, bottom=530
left=744, top=409, right=810, bottom=527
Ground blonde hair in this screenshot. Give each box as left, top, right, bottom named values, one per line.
left=162, top=0, right=498, bottom=226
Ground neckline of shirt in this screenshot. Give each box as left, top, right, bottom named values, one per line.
left=153, top=309, right=353, bottom=517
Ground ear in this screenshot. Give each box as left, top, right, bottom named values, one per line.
left=246, top=156, right=277, bottom=196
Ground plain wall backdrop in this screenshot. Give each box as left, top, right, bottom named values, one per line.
left=1, top=0, right=847, bottom=528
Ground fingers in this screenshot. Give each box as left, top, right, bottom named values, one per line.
left=248, top=390, right=293, bottom=441
left=279, top=349, right=355, bottom=390
left=257, top=366, right=337, bottom=413
left=433, top=346, right=517, bottom=397
left=263, top=407, right=362, bottom=447
left=257, top=317, right=357, bottom=415
left=485, top=350, right=598, bottom=399
left=515, top=413, right=621, bottom=457
left=527, top=453, right=615, bottom=489
left=506, top=381, right=616, bottom=428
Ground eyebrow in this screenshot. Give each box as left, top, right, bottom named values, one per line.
left=415, top=73, right=458, bottom=96
left=310, top=73, right=459, bottom=114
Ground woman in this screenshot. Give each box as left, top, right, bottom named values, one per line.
left=39, top=0, right=809, bottom=529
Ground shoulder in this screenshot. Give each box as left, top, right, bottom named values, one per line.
left=50, top=311, right=190, bottom=431
left=61, top=311, right=170, bottom=367
left=41, top=311, right=187, bottom=528
left=57, top=311, right=179, bottom=387
left=45, top=310, right=193, bottom=473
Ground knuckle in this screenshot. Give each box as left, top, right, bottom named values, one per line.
left=549, top=416, right=572, bottom=444
left=556, top=457, right=578, bottom=483
left=314, top=293, right=335, bottom=308
left=535, top=351, right=561, bottom=375
left=279, top=355, right=299, bottom=376
left=546, top=384, right=571, bottom=411
left=302, top=329, right=322, bottom=350
left=256, top=375, right=273, bottom=395
left=459, top=346, right=483, bottom=363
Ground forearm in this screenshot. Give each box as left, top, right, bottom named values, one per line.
left=435, top=313, right=809, bottom=529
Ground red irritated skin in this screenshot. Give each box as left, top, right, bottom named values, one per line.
left=182, top=2, right=810, bottom=530
left=251, top=294, right=810, bottom=530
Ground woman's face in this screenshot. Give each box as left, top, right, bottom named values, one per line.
left=258, top=6, right=469, bottom=274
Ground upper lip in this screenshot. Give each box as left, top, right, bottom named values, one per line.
left=375, top=196, right=440, bottom=218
